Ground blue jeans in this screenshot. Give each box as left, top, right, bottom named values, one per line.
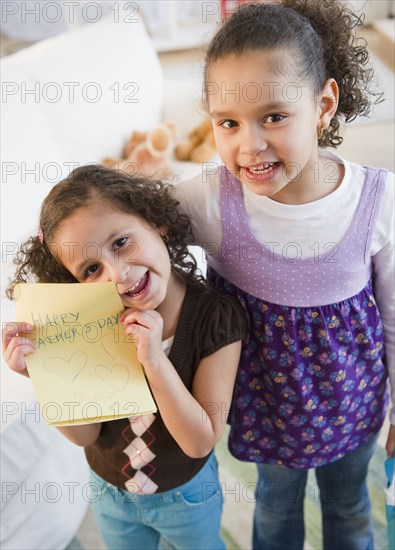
left=253, top=434, right=378, bottom=550
left=89, top=453, right=225, bottom=550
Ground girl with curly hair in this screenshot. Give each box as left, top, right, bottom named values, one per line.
left=2, top=164, right=246, bottom=550
left=174, top=1, right=394, bottom=548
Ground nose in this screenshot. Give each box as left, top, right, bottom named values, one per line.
left=107, top=261, right=129, bottom=285
left=240, top=123, right=267, bottom=156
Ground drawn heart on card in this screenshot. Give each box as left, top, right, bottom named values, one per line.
left=101, top=331, right=122, bottom=360
left=44, top=351, right=87, bottom=382
left=95, top=363, right=129, bottom=392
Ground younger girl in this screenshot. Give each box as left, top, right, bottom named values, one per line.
left=2, top=164, right=246, bottom=550
left=174, top=1, right=394, bottom=548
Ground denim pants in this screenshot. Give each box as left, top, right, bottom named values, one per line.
left=89, top=452, right=225, bottom=550
left=253, top=434, right=379, bottom=550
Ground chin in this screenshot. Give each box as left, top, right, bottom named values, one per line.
left=120, top=296, right=131, bottom=309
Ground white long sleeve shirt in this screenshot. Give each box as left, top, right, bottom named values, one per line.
left=174, top=150, right=395, bottom=424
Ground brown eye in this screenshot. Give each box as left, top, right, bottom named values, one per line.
left=266, top=114, right=284, bottom=123
left=221, top=120, right=238, bottom=129
left=85, top=264, right=99, bottom=277
left=113, top=237, right=127, bottom=249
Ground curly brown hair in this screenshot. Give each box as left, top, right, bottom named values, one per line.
left=205, top=0, right=382, bottom=147
left=6, top=165, right=202, bottom=300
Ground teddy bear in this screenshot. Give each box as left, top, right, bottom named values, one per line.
left=174, top=116, right=217, bottom=163
left=102, top=121, right=176, bottom=178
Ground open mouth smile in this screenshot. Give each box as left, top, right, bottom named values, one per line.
left=124, top=271, right=150, bottom=297
left=246, top=162, right=277, bottom=174
left=241, top=161, right=281, bottom=181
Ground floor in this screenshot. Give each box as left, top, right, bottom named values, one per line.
left=1, top=18, right=394, bottom=550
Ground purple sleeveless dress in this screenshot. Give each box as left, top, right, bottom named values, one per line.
left=207, top=165, right=388, bottom=468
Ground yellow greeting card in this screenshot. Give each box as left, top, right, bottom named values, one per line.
left=15, top=282, right=157, bottom=426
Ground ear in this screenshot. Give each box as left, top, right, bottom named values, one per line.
left=158, top=225, right=168, bottom=237
left=317, top=78, right=339, bottom=130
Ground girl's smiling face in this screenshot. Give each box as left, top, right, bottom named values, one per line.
left=53, top=203, right=172, bottom=311
left=207, top=50, right=337, bottom=203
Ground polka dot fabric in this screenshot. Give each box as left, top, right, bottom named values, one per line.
left=208, top=166, right=386, bottom=308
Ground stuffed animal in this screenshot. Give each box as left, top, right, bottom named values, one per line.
left=174, top=117, right=217, bottom=163
left=102, top=121, right=176, bottom=178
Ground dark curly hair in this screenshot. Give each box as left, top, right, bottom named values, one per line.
left=205, top=0, right=382, bottom=147
left=6, top=164, right=202, bottom=300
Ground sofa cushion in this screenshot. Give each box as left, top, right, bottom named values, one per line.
left=1, top=406, right=90, bottom=550
left=1, top=13, right=164, bottom=244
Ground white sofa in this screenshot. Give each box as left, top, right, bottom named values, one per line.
left=1, top=13, right=206, bottom=550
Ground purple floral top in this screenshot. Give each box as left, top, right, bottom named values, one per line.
left=207, top=166, right=388, bottom=468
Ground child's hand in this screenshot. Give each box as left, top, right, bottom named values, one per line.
left=2, top=322, right=37, bottom=377
left=386, top=424, right=395, bottom=458
left=119, top=309, right=166, bottom=369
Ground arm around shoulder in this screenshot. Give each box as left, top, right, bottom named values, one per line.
left=172, top=168, right=222, bottom=248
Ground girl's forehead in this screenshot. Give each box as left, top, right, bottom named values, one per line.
left=70, top=203, right=131, bottom=219
left=57, top=205, right=138, bottom=232
left=205, top=50, right=312, bottom=110
left=206, top=49, right=299, bottom=82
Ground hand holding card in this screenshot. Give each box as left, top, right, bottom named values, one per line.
left=15, top=282, right=156, bottom=426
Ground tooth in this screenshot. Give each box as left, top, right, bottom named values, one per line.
left=128, top=276, right=143, bottom=293
left=250, top=162, right=274, bottom=172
